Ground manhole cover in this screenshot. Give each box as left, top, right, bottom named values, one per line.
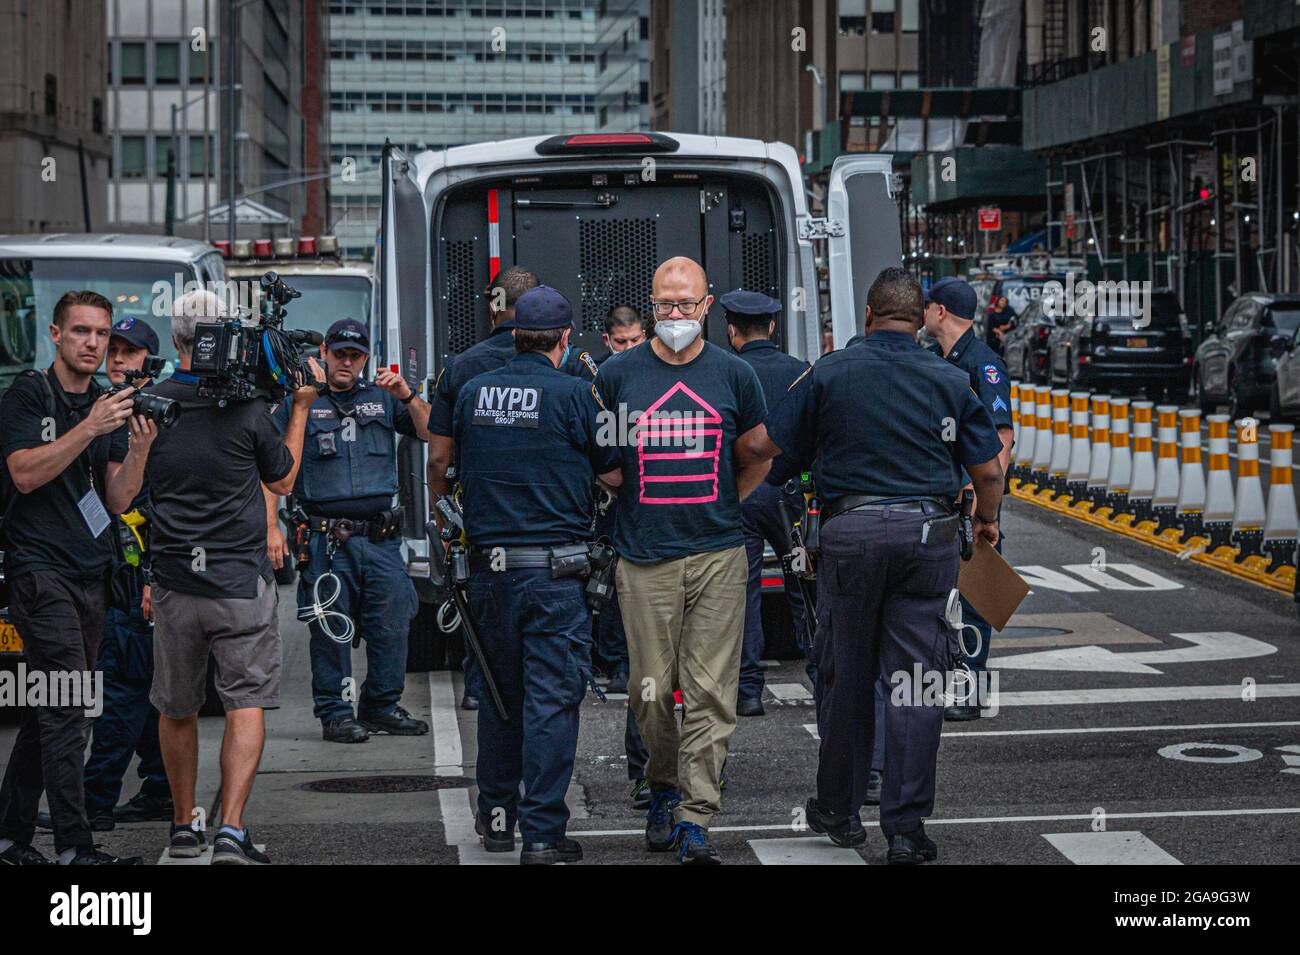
left=297, top=774, right=469, bottom=794
left=996, top=626, right=1071, bottom=639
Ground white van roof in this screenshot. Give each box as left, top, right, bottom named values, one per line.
left=0, top=233, right=216, bottom=263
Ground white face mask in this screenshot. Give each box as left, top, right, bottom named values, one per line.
left=654, top=319, right=702, bottom=353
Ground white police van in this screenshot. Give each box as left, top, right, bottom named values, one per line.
left=374, top=133, right=902, bottom=667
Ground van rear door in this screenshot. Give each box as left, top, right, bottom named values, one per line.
left=825, top=155, right=902, bottom=347
left=378, top=141, right=432, bottom=542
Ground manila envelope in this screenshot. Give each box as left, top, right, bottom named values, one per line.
left=957, top=537, right=1030, bottom=632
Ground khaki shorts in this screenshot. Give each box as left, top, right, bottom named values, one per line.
left=150, top=576, right=281, bottom=718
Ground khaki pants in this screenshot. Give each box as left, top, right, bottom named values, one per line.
left=617, top=545, right=747, bottom=828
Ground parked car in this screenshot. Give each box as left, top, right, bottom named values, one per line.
left=1001, top=297, right=1056, bottom=383
left=1269, top=322, right=1300, bottom=422
left=984, top=273, right=1063, bottom=352
left=1046, top=288, right=1192, bottom=399
left=1193, top=293, right=1300, bottom=418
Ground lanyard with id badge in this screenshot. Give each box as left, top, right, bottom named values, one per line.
left=77, top=466, right=111, bottom=539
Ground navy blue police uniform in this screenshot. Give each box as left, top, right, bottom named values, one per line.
left=929, top=278, right=1012, bottom=688
left=765, top=326, right=1002, bottom=850
left=81, top=317, right=170, bottom=825
left=721, top=290, right=811, bottom=710
left=273, top=319, right=423, bottom=737
left=452, top=286, right=620, bottom=856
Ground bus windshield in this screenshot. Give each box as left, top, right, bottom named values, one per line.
left=0, top=257, right=196, bottom=389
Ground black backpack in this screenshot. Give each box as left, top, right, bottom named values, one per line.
left=0, top=369, right=58, bottom=542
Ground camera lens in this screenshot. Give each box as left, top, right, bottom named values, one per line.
left=131, top=391, right=180, bottom=429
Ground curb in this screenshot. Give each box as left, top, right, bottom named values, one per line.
left=1008, top=479, right=1295, bottom=596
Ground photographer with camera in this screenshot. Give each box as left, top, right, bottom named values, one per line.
left=270, top=317, right=432, bottom=745
left=0, top=291, right=157, bottom=866
left=144, top=289, right=322, bottom=865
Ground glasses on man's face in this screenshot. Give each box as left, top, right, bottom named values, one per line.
left=651, top=299, right=705, bottom=317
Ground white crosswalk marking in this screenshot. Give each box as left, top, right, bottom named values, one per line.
left=749, top=836, right=866, bottom=865
left=768, top=683, right=813, bottom=702
left=428, top=671, right=463, bottom=776
left=1043, top=831, right=1182, bottom=865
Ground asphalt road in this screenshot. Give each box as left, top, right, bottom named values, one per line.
left=3, top=496, right=1298, bottom=866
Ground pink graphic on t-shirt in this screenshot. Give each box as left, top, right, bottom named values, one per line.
left=637, top=381, right=723, bottom=504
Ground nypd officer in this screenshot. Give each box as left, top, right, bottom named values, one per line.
left=426, top=265, right=596, bottom=710
left=923, top=277, right=1014, bottom=720
left=270, top=318, right=433, bottom=743
left=721, top=289, right=811, bottom=717
left=736, top=267, right=1004, bottom=863
left=452, top=286, right=622, bottom=865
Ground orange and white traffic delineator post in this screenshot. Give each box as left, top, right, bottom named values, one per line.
left=1084, top=394, right=1111, bottom=508
left=1047, top=388, right=1071, bottom=495
left=1151, top=405, right=1181, bottom=533
left=1064, top=391, right=1092, bottom=505
left=1031, top=385, right=1054, bottom=488
left=1101, top=398, right=1131, bottom=519
left=1117, top=400, right=1155, bottom=527
left=1262, top=423, right=1298, bottom=573
left=1013, top=383, right=1036, bottom=484
left=1201, top=414, right=1236, bottom=552
left=1231, top=417, right=1266, bottom=560
left=1010, top=382, right=1022, bottom=471
left=1170, top=409, right=1205, bottom=544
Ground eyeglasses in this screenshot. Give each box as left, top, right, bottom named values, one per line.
left=651, top=299, right=705, bottom=317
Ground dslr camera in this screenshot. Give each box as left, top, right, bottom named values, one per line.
left=190, top=271, right=323, bottom=402
left=111, top=355, right=180, bottom=428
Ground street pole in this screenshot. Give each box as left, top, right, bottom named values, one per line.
left=166, top=103, right=178, bottom=235
left=227, top=0, right=236, bottom=247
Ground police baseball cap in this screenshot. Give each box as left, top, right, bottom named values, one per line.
left=514, top=285, right=574, bottom=331
left=325, top=318, right=370, bottom=353
left=110, top=316, right=160, bottom=355
left=925, top=278, right=977, bottom=321
left=719, top=289, right=782, bottom=318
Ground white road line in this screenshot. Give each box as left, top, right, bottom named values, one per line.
left=569, top=806, right=1300, bottom=838
left=946, top=720, right=1300, bottom=737
left=749, top=836, right=866, bottom=865
left=803, top=723, right=820, bottom=740
left=428, top=670, right=463, bottom=776
left=768, top=683, right=813, bottom=702
left=1044, top=831, right=1182, bottom=865
left=998, top=683, right=1300, bottom=705
left=438, top=787, right=478, bottom=847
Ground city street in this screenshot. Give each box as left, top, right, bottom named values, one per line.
left=7, top=497, right=1294, bottom=867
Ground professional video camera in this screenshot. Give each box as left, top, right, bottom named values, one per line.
left=190, top=271, right=324, bottom=401
left=110, top=355, right=180, bottom=428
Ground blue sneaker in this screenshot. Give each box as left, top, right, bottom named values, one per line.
left=672, top=821, right=721, bottom=865
left=644, top=789, right=680, bottom=852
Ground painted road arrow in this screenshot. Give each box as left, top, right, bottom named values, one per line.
left=990, top=632, right=1276, bottom=674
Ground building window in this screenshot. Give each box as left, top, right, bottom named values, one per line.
left=154, top=135, right=177, bottom=177
left=92, top=97, right=103, bottom=134
left=119, top=136, right=147, bottom=178
left=838, top=0, right=866, bottom=35
left=107, top=43, right=113, bottom=85
left=189, top=136, right=211, bottom=178
left=869, top=71, right=897, bottom=90
left=44, top=74, right=57, bottom=117
left=872, top=0, right=896, bottom=34
left=155, top=42, right=181, bottom=85
left=901, top=0, right=919, bottom=32
left=840, top=71, right=866, bottom=92
left=188, top=43, right=213, bottom=84
left=899, top=72, right=919, bottom=89
left=121, top=42, right=146, bottom=85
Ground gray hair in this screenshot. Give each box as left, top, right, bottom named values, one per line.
left=171, top=289, right=228, bottom=356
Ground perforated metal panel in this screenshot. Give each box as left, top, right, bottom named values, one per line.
left=742, top=231, right=777, bottom=297
left=578, top=217, right=658, bottom=333
left=442, top=239, right=479, bottom=354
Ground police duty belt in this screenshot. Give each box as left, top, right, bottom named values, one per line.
left=305, top=509, right=403, bottom=544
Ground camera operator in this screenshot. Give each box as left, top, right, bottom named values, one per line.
left=144, top=290, right=322, bottom=865
left=0, top=291, right=156, bottom=866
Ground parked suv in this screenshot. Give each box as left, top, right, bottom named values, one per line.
left=1193, top=293, right=1300, bottom=418
left=1047, top=288, right=1192, bottom=399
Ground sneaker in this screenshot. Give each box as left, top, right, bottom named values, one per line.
left=606, top=672, right=628, bottom=695
left=211, top=827, right=270, bottom=865
left=644, top=789, right=681, bottom=852
left=672, top=821, right=721, bottom=865
left=461, top=693, right=479, bottom=711
left=357, top=705, right=429, bottom=736
left=68, top=846, right=142, bottom=865
left=474, top=813, right=516, bottom=853
left=114, top=790, right=174, bottom=823
left=0, top=842, right=52, bottom=865
left=168, top=822, right=207, bottom=859
left=629, top=778, right=651, bottom=811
